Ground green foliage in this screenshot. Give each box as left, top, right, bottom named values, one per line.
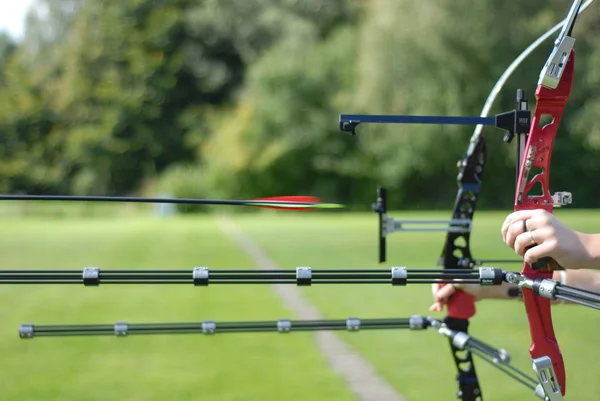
left=1, top=0, right=600, bottom=209
left=154, top=163, right=208, bottom=213
left=352, top=0, right=565, bottom=208
left=0, top=49, right=69, bottom=194
left=201, top=26, right=368, bottom=206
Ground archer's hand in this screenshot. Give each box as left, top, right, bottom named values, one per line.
left=501, top=210, right=594, bottom=270
left=429, top=283, right=483, bottom=312
left=429, top=281, right=520, bottom=312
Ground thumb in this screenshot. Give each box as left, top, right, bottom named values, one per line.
left=523, top=242, right=554, bottom=265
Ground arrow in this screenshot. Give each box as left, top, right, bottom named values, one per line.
left=0, top=194, right=345, bottom=211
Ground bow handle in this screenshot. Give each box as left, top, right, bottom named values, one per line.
left=532, top=256, right=564, bottom=272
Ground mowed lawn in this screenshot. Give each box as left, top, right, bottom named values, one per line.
left=233, top=209, right=600, bottom=401
left=0, top=214, right=355, bottom=401
left=0, top=209, right=599, bottom=401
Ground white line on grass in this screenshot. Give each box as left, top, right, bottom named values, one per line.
left=220, top=216, right=406, bottom=401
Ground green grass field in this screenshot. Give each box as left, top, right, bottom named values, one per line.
left=0, top=208, right=598, bottom=400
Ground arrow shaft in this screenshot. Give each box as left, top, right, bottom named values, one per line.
left=0, top=195, right=313, bottom=206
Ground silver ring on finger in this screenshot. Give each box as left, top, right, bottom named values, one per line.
left=528, top=230, right=537, bottom=245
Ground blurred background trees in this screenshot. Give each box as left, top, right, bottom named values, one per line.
left=0, top=0, right=598, bottom=210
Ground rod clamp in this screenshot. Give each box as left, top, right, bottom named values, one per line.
left=114, top=321, right=128, bottom=336
left=19, top=324, right=34, bottom=339
left=346, top=317, right=360, bottom=332
left=409, top=315, right=426, bottom=330
left=296, top=267, right=312, bottom=286
left=277, top=319, right=291, bottom=333
left=450, top=331, right=470, bottom=350
left=202, top=320, right=216, bottom=335
left=536, top=279, right=558, bottom=300
left=193, top=267, right=209, bottom=286
left=82, top=267, right=100, bottom=286
left=391, top=266, right=407, bottom=286
left=478, top=267, right=504, bottom=285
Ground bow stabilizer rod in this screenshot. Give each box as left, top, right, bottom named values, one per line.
left=19, top=316, right=428, bottom=337
left=17, top=315, right=543, bottom=398
left=426, top=318, right=546, bottom=400
left=505, top=271, right=600, bottom=311
left=0, top=267, right=506, bottom=286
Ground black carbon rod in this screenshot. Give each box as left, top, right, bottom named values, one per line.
left=557, top=284, right=600, bottom=303
left=515, top=275, right=600, bottom=311
left=19, top=317, right=430, bottom=338
left=0, top=267, right=506, bottom=286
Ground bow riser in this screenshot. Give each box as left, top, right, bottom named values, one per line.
left=516, top=49, right=576, bottom=397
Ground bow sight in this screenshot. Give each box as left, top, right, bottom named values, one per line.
left=365, top=89, right=531, bottom=264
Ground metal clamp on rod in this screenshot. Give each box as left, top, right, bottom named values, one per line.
left=193, top=267, right=209, bottom=286
left=114, top=321, right=128, bottom=336
left=508, top=274, right=561, bottom=300
left=277, top=319, right=291, bottom=333
left=391, top=267, right=408, bottom=286
left=19, top=324, right=34, bottom=339
left=296, top=267, right=312, bottom=286
left=504, top=270, right=600, bottom=310
left=478, top=267, right=505, bottom=286
left=202, top=320, right=216, bottom=335
left=82, top=267, right=100, bottom=286
left=346, top=318, right=360, bottom=332
left=409, top=315, right=427, bottom=330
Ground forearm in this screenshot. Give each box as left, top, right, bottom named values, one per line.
left=580, top=233, right=600, bottom=270
left=556, top=269, right=600, bottom=293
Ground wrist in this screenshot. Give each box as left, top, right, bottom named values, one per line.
left=553, top=270, right=567, bottom=285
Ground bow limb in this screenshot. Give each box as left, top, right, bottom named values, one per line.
left=437, top=136, right=483, bottom=400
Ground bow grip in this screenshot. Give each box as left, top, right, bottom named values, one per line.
left=531, top=256, right=564, bottom=271
left=438, top=283, right=476, bottom=320
left=525, top=245, right=564, bottom=271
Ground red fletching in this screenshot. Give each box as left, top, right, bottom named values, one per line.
left=251, top=196, right=323, bottom=211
